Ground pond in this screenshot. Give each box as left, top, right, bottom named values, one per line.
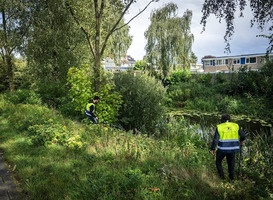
left=169, top=109, right=273, bottom=140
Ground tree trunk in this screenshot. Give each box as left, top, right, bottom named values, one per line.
left=6, top=54, right=14, bottom=92
left=94, top=54, right=101, bottom=92
left=2, top=9, right=14, bottom=93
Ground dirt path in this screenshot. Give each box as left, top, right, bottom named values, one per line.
left=0, top=153, right=22, bottom=200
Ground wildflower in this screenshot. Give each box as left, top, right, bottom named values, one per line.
left=148, top=187, right=160, bottom=192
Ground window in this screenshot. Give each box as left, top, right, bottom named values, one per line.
left=204, top=60, right=213, bottom=66
left=215, top=59, right=228, bottom=65
left=246, top=57, right=256, bottom=64
left=233, top=58, right=240, bottom=64
left=215, top=60, right=222, bottom=65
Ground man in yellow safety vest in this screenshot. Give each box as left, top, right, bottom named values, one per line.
left=85, top=96, right=100, bottom=124
left=211, top=114, right=246, bottom=181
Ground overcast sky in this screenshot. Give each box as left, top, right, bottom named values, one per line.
left=124, top=0, right=271, bottom=63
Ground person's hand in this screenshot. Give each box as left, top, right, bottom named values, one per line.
left=240, top=140, right=246, bottom=145
left=96, top=117, right=98, bottom=120
left=211, top=150, right=215, bottom=156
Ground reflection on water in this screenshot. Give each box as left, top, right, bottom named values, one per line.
left=173, top=112, right=272, bottom=140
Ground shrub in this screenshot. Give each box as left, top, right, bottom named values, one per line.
left=215, top=72, right=228, bottom=83
left=67, top=64, right=123, bottom=123
left=28, top=121, right=68, bottom=146
left=36, top=81, right=67, bottom=108
left=4, top=89, right=41, bottom=105
left=167, top=82, right=213, bottom=107
left=197, top=73, right=213, bottom=86
left=166, top=70, right=191, bottom=85
left=3, top=104, right=54, bottom=131
left=114, top=71, right=166, bottom=134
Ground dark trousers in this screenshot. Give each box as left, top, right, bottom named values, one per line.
left=87, top=115, right=97, bottom=124
left=216, top=151, right=235, bottom=180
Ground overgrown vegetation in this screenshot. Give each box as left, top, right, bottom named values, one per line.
left=114, top=71, right=166, bottom=133
left=0, top=93, right=271, bottom=200
left=166, top=62, right=273, bottom=120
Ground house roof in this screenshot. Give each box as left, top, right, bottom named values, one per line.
left=127, top=55, right=136, bottom=62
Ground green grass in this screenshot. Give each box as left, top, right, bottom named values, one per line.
left=0, top=100, right=271, bottom=199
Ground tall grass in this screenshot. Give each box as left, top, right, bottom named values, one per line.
left=0, top=94, right=271, bottom=199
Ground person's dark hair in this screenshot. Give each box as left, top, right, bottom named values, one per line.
left=221, top=114, right=231, bottom=123
left=94, top=96, right=100, bottom=100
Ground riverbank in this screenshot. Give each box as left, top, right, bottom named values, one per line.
left=1, top=101, right=272, bottom=199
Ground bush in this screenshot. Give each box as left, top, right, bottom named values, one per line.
left=114, top=71, right=166, bottom=134
left=166, top=70, right=191, bottom=85
left=4, top=89, right=42, bottom=105
left=196, top=73, right=213, bottom=86
left=28, top=121, right=68, bottom=146
left=167, top=82, right=213, bottom=107
left=67, top=64, right=123, bottom=123
left=215, top=72, right=228, bottom=83
left=36, top=81, right=67, bottom=108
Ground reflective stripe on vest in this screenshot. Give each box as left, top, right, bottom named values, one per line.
left=217, top=122, right=239, bottom=152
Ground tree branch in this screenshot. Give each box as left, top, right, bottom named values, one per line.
left=100, top=0, right=155, bottom=56
left=65, top=1, right=96, bottom=57
left=115, top=0, right=155, bottom=32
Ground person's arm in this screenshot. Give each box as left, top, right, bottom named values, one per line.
left=211, top=128, right=219, bottom=155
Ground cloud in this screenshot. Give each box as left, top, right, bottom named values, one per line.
left=125, top=0, right=271, bottom=63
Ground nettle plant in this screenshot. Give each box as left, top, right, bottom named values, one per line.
left=67, top=64, right=122, bottom=123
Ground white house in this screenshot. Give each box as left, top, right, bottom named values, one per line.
left=102, top=55, right=136, bottom=71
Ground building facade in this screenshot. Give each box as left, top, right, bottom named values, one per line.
left=102, top=55, right=136, bottom=71
left=202, top=53, right=273, bottom=73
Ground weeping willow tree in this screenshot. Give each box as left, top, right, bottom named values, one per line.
left=145, top=3, right=194, bottom=84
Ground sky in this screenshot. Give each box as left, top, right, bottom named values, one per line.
left=124, top=0, right=271, bottom=64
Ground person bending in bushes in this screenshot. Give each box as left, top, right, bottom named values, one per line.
left=85, top=96, right=100, bottom=124
left=211, top=114, right=246, bottom=181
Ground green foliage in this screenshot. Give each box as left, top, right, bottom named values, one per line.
left=35, top=81, right=67, bottom=107
left=0, top=0, right=29, bottom=91
left=0, top=59, right=8, bottom=92
left=0, top=95, right=272, bottom=199
left=25, top=0, right=89, bottom=87
left=67, top=64, right=122, bottom=123
left=241, top=133, right=273, bottom=198
left=259, top=61, right=273, bottom=99
left=67, top=65, right=93, bottom=112
left=166, top=63, right=273, bottom=119
left=198, top=73, right=213, bottom=86
left=134, top=60, right=148, bottom=70
left=4, top=89, right=41, bottom=105
left=215, top=72, right=228, bottom=83
left=154, top=116, right=206, bottom=149
left=28, top=120, right=68, bottom=147
left=166, top=70, right=191, bottom=85
left=167, top=81, right=213, bottom=107
left=66, top=0, right=133, bottom=90
left=114, top=71, right=166, bottom=133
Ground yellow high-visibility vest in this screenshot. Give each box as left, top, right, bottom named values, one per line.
left=217, top=122, right=239, bottom=140
left=86, top=102, right=95, bottom=112
left=217, top=122, right=240, bottom=152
